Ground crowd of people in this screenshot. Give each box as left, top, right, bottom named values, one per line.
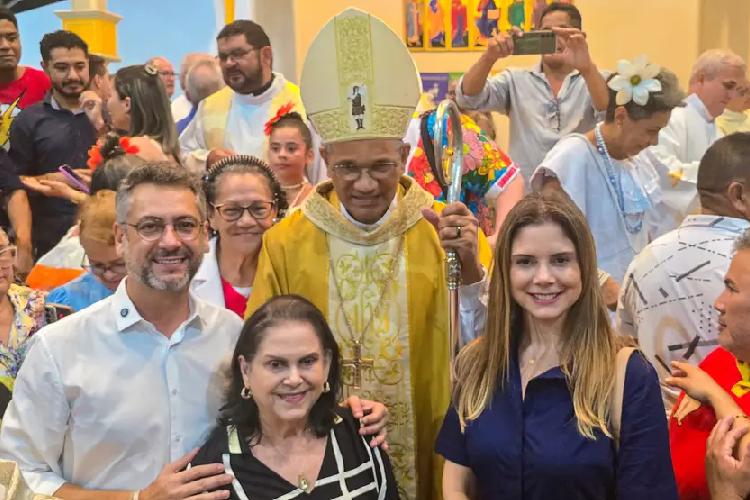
left=0, top=2, right=746, bottom=499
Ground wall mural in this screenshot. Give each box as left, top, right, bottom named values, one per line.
left=406, top=0, right=574, bottom=51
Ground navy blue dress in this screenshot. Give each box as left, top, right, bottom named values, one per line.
left=435, top=351, right=678, bottom=499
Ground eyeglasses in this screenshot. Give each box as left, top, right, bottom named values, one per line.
left=331, top=161, right=399, bottom=181
left=81, top=255, right=126, bottom=276
left=218, top=47, right=262, bottom=64
left=158, top=71, right=178, bottom=78
left=123, top=218, right=203, bottom=242
left=212, top=201, right=275, bottom=222
left=0, top=245, right=16, bottom=268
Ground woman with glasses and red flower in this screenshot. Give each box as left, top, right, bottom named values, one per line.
left=191, top=155, right=287, bottom=317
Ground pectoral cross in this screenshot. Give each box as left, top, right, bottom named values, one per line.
left=342, top=341, right=374, bottom=392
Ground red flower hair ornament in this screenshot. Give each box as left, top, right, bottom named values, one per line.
left=264, top=102, right=296, bottom=136
left=86, top=136, right=140, bottom=170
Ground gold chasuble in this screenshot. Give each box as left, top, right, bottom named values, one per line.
left=247, top=178, right=492, bottom=499
left=249, top=8, right=492, bottom=498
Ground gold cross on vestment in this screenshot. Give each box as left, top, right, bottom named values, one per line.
left=342, top=341, right=374, bottom=391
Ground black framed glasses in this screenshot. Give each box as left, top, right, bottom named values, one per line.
left=331, top=161, right=398, bottom=181
left=212, top=201, right=275, bottom=222
left=218, top=47, right=262, bottom=64
left=123, top=217, right=203, bottom=242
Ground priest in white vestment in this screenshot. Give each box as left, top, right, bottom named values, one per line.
left=640, top=49, right=746, bottom=235
left=179, top=19, right=326, bottom=182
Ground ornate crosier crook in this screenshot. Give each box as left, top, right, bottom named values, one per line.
left=432, top=99, right=463, bottom=379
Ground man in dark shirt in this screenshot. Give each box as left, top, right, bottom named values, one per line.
left=9, top=30, right=95, bottom=258
left=0, top=7, right=52, bottom=274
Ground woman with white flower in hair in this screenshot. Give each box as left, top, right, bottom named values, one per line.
left=532, top=56, right=685, bottom=282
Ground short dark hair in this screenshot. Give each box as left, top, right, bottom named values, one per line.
left=604, top=69, right=685, bottom=122
left=88, top=54, right=107, bottom=80
left=538, top=2, right=582, bottom=29
left=698, top=132, right=750, bottom=206
left=217, top=19, right=270, bottom=48
left=0, top=8, right=17, bottom=28
left=116, top=161, right=207, bottom=223
left=219, top=295, right=342, bottom=444
left=269, top=111, right=313, bottom=150
left=203, top=154, right=287, bottom=213
left=40, top=30, right=88, bottom=63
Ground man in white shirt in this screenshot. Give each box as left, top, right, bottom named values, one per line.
left=179, top=20, right=325, bottom=183
left=642, top=49, right=746, bottom=235
left=1, top=163, right=238, bottom=499
left=456, top=2, right=609, bottom=185
left=617, top=132, right=750, bottom=410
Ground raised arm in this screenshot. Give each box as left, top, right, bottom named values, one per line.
left=552, top=27, right=609, bottom=111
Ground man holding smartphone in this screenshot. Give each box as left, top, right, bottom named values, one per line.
left=457, top=2, right=608, bottom=186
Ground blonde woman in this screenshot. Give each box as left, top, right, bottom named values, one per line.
left=46, top=191, right=124, bottom=311
left=436, top=192, right=677, bottom=499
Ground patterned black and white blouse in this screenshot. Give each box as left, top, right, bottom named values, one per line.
left=192, top=407, right=399, bottom=499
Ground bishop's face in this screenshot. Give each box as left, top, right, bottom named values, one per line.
left=322, top=139, right=408, bottom=225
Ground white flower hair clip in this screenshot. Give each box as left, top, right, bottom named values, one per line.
left=608, top=55, right=662, bottom=106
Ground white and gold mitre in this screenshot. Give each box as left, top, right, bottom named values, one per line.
left=300, top=8, right=420, bottom=144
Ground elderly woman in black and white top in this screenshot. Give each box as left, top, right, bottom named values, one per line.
left=191, top=295, right=399, bottom=499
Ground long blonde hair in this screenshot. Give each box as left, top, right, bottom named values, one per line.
left=453, top=192, right=616, bottom=438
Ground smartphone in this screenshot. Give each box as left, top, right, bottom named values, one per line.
left=58, top=164, right=90, bottom=194
left=44, top=303, right=74, bottom=324
left=512, top=30, right=556, bottom=55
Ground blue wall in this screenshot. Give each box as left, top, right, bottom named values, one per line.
left=16, top=0, right=219, bottom=94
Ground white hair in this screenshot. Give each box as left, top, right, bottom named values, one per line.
left=689, top=49, right=746, bottom=85
left=185, top=59, right=225, bottom=105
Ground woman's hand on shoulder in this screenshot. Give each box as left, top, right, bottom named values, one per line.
left=341, top=395, right=389, bottom=451
left=665, top=360, right=725, bottom=406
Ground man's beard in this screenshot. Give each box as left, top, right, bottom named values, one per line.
left=226, top=66, right=264, bottom=94
left=126, top=247, right=202, bottom=293
left=53, top=80, right=85, bottom=99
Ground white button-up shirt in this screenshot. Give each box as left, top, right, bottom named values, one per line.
left=638, top=94, right=720, bottom=234
left=456, top=63, right=604, bottom=185
left=616, top=214, right=749, bottom=408
left=0, top=279, right=243, bottom=495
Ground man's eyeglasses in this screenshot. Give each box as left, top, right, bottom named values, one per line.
left=218, top=47, right=262, bottom=64
left=331, top=161, right=399, bottom=181
left=123, top=218, right=203, bottom=242
left=158, top=71, right=178, bottom=78
left=81, top=255, right=126, bottom=277
left=212, top=201, right=275, bottom=222
left=0, top=245, right=17, bottom=268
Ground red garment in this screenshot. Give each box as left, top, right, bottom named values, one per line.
left=669, top=347, right=750, bottom=500
left=0, top=67, right=50, bottom=109
left=0, top=66, right=50, bottom=147
left=220, top=275, right=249, bottom=318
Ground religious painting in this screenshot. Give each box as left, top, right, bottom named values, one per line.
left=406, top=0, right=574, bottom=51
left=421, top=73, right=451, bottom=102
left=347, top=84, right=367, bottom=131
left=405, top=0, right=424, bottom=48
